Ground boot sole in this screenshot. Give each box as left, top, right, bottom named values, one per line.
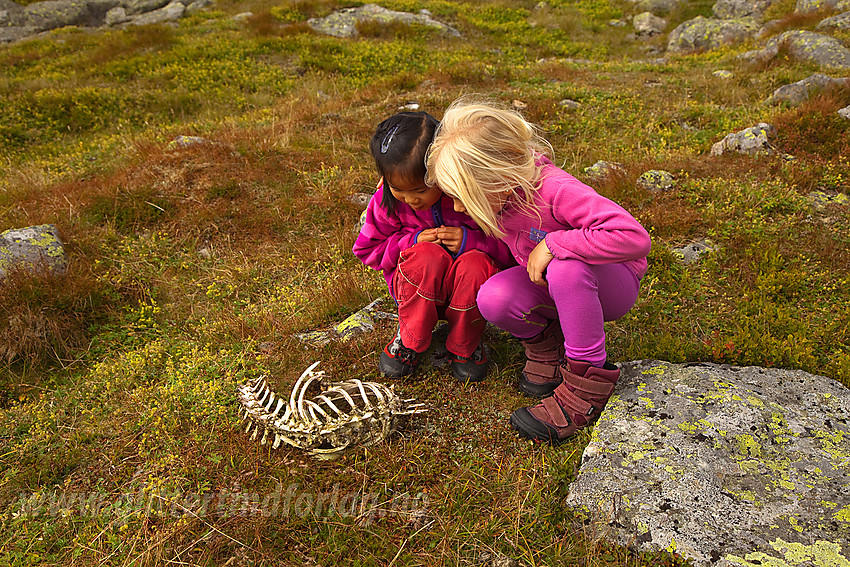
left=509, top=408, right=570, bottom=445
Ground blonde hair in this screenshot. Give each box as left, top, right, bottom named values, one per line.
left=425, top=97, right=552, bottom=237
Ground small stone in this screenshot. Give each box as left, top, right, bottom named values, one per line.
left=558, top=99, right=581, bottom=109
left=637, top=170, right=674, bottom=192
left=349, top=193, right=371, bottom=208
left=672, top=239, right=714, bottom=263
left=713, top=69, right=734, bottom=79
left=583, top=161, right=625, bottom=180
left=398, top=101, right=420, bottom=111
left=511, top=99, right=528, bottom=111
left=609, top=18, right=628, bottom=27
left=839, top=105, right=850, bottom=119
left=807, top=190, right=849, bottom=208
left=198, top=247, right=212, bottom=259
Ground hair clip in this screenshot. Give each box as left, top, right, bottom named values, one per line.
left=380, top=124, right=400, bottom=154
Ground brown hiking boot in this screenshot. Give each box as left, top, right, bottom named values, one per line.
left=518, top=321, right=565, bottom=398
left=510, top=358, right=620, bottom=444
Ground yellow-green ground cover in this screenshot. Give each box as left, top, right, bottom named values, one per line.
left=1, top=0, right=848, bottom=565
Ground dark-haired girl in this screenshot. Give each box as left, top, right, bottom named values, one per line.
left=353, top=112, right=514, bottom=383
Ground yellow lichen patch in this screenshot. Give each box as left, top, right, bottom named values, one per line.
left=747, top=395, right=765, bottom=407
left=735, top=434, right=763, bottom=458
left=641, top=365, right=667, bottom=375
left=726, top=538, right=850, bottom=566
left=835, top=505, right=850, bottom=524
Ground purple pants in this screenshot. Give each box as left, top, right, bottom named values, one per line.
left=476, top=259, right=641, bottom=367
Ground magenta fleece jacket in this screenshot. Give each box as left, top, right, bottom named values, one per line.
left=500, top=156, right=651, bottom=279
left=353, top=183, right=515, bottom=293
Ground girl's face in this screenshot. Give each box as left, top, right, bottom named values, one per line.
left=387, top=177, right=442, bottom=211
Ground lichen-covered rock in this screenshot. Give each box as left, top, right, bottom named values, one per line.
left=637, top=170, right=674, bottom=191
left=13, top=0, right=102, bottom=31
left=308, top=3, right=460, bottom=39
left=817, top=10, right=850, bottom=30
left=583, top=160, right=625, bottom=180
left=765, top=30, right=850, bottom=68
left=673, top=239, right=715, bottom=263
left=667, top=16, right=760, bottom=53
left=713, top=0, right=776, bottom=21
left=123, top=0, right=168, bottom=15
left=766, top=73, right=850, bottom=105
left=807, top=190, right=850, bottom=208
left=634, top=11, right=667, bottom=35
left=796, top=0, right=850, bottom=14
left=711, top=123, right=776, bottom=156
left=566, top=360, right=850, bottom=567
left=125, top=0, right=182, bottom=25
left=0, top=224, right=67, bottom=278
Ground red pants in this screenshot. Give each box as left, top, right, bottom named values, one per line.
left=393, top=242, right=498, bottom=358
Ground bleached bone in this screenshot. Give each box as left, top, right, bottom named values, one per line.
left=236, top=362, right=426, bottom=460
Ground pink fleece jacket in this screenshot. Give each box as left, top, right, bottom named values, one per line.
left=499, top=156, right=651, bottom=279
left=353, top=183, right=515, bottom=294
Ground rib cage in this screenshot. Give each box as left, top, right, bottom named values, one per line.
left=236, top=362, right=426, bottom=460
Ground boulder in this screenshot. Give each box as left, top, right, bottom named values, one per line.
left=307, top=3, right=460, bottom=39
left=817, top=10, right=850, bottom=30
left=0, top=0, right=23, bottom=24
left=667, top=16, right=760, bottom=53
left=766, top=73, right=850, bottom=105
left=711, top=122, right=777, bottom=156
left=0, top=26, right=37, bottom=42
left=767, top=30, right=850, bottom=68
left=713, top=0, right=776, bottom=21
left=13, top=0, right=99, bottom=31
left=125, top=0, right=183, bottom=25
left=123, top=0, right=168, bottom=16
left=0, top=224, right=67, bottom=279
left=633, top=11, right=667, bottom=35
left=566, top=360, right=850, bottom=567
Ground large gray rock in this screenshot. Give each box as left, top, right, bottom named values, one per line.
left=0, top=224, right=67, bottom=278
left=307, top=3, right=460, bottom=39
left=713, top=0, right=776, bottom=21
left=566, top=360, right=850, bottom=567
left=767, top=73, right=850, bottom=105
left=742, top=29, right=850, bottom=68
left=817, top=10, right=850, bottom=30
left=0, top=0, right=23, bottom=24
left=125, top=0, right=182, bottom=25
left=13, top=0, right=97, bottom=31
left=667, top=16, right=760, bottom=53
left=123, top=0, right=168, bottom=16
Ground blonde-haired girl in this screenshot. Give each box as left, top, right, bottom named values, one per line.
left=426, top=98, right=651, bottom=443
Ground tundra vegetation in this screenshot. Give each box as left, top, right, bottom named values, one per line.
left=0, top=0, right=848, bottom=565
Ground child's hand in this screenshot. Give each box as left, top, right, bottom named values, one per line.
left=436, top=226, right=464, bottom=253
left=417, top=228, right=440, bottom=244
left=527, top=240, right=554, bottom=286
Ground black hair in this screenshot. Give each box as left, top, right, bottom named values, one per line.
left=369, top=111, right=439, bottom=215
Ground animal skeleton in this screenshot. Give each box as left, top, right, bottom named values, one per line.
left=237, top=362, right=426, bottom=460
